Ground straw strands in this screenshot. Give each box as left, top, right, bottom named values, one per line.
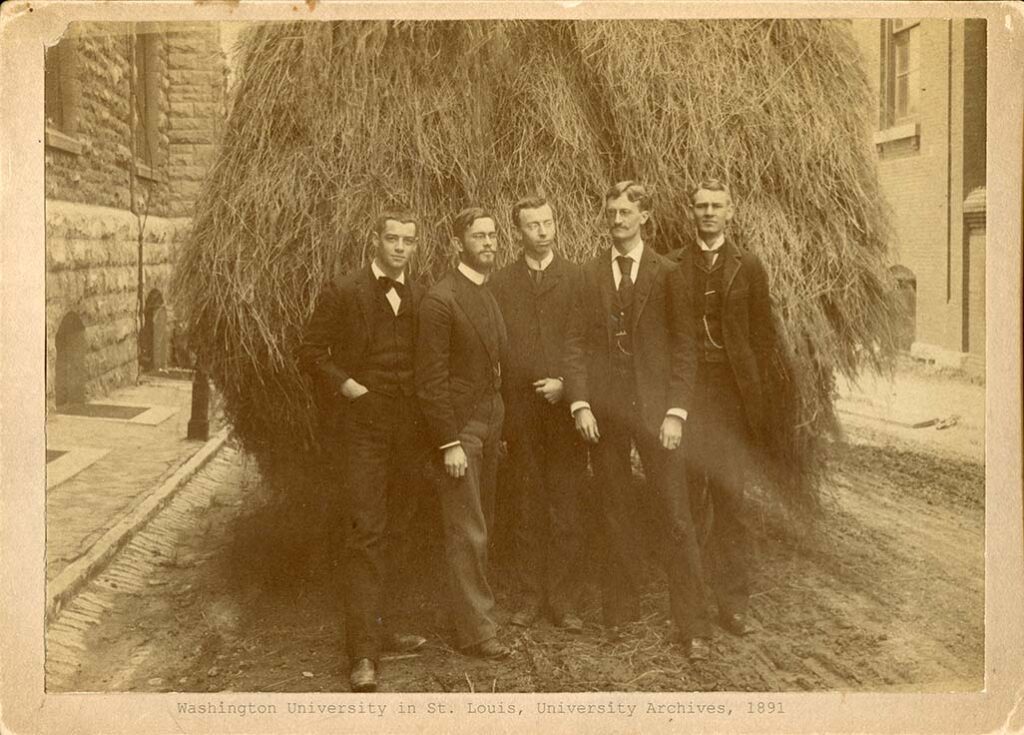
left=174, top=20, right=901, bottom=511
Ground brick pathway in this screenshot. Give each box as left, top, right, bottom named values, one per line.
left=45, top=376, right=225, bottom=582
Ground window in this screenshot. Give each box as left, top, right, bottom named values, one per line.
left=44, top=37, right=82, bottom=153
left=132, top=32, right=161, bottom=176
left=880, top=19, right=920, bottom=129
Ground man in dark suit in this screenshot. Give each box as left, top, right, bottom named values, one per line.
left=669, top=179, right=775, bottom=637
left=564, top=180, right=711, bottom=660
left=489, top=195, right=586, bottom=633
left=416, top=207, right=511, bottom=660
left=298, top=211, right=428, bottom=692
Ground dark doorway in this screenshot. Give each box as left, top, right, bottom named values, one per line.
left=141, top=289, right=169, bottom=370
left=890, top=265, right=916, bottom=352
left=54, top=312, right=87, bottom=408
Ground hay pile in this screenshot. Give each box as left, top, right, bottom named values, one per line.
left=174, top=19, right=900, bottom=511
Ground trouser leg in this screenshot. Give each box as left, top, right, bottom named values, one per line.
left=590, top=415, right=643, bottom=626
left=541, top=409, right=586, bottom=619
left=508, top=418, right=546, bottom=610
left=635, top=426, right=711, bottom=640
left=340, top=394, right=392, bottom=662
left=437, top=395, right=503, bottom=648
left=694, top=364, right=752, bottom=617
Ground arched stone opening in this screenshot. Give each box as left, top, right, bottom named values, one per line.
left=55, top=312, right=87, bottom=407
left=890, top=264, right=916, bottom=352
left=141, top=288, right=169, bottom=370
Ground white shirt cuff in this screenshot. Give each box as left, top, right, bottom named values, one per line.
left=570, top=400, right=590, bottom=416
left=439, top=440, right=461, bottom=450
left=666, top=408, right=688, bottom=421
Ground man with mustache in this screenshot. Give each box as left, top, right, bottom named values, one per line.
left=299, top=211, right=428, bottom=693
left=564, top=181, right=711, bottom=660
left=489, top=195, right=586, bottom=633
left=416, top=207, right=511, bottom=659
left=669, top=179, right=775, bottom=638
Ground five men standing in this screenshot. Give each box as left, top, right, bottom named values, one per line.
left=299, top=180, right=774, bottom=686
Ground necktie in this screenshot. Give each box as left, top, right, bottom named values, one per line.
left=529, top=267, right=544, bottom=286
left=702, top=249, right=719, bottom=268
left=377, top=275, right=406, bottom=294
left=616, top=255, right=634, bottom=306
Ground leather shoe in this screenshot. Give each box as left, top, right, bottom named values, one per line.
left=555, top=612, right=584, bottom=633
left=350, top=658, right=377, bottom=692
left=510, top=604, right=541, bottom=628
left=720, top=612, right=753, bottom=636
left=687, top=637, right=711, bottom=662
left=383, top=633, right=427, bottom=653
left=465, top=637, right=511, bottom=659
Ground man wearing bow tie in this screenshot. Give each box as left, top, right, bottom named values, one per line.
left=416, top=207, right=511, bottom=660
left=489, top=195, right=586, bottom=633
left=563, top=181, right=711, bottom=660
left=669, top=179, right=776, bottom=639
left=299, top=212, right=428, bottom=692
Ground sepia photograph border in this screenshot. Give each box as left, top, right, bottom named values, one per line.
left=2, top=1, right=1022, bottom=733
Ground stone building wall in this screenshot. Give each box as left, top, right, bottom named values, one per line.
left=45, top=22, right=226, bottom=409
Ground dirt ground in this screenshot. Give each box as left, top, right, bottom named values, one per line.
left=52, top=409, right=985, bottom=694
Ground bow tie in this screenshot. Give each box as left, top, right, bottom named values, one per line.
left=377, top=275, right=404, bottom=293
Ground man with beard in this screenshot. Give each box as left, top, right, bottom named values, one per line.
left=299, top=211, right=428, bottom=692
left=416, top=207, right=511, bottom=659
left=564, top=181, right=711, bottom=660
left=489, top=195, right=586, bottom=633
left=670, top=179, right=775, bottom=638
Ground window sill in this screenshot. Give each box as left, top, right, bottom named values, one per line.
left=874, top=122, right=919, bottom=147
left=45, top=127, right=83, bottom=155
left=135, top=161, right=165, bottom=183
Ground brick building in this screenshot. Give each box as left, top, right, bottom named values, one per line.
left=45, top=22, right=227, bottom=409
left=850, top=19, right=987, bottom=374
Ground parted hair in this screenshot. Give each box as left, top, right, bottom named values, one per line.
left=689, top=178, right=732, bottom=204
left=510, top=195, right=550, bottom=229
left=451, top=207, right=497, bottom=240
left=374, top=210, right=418, bottom=236
left=604, top=180, right=652, bottom=212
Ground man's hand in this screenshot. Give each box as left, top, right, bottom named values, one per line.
left=443, top=444, right=469, bottom=479
left=340, top=378, right=369, bottom=401
left=574, top=407, right=601, bottom=444
left=533, top=378, right=564, bottom=405
left=659, top=414, right=684, bottom=451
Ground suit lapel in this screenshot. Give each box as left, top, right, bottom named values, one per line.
left=356, top=264, right=377, bottom=332
left=536, top=254, right=564, bottom=296
left=596, top=252, right=616, bottom=344
left=721, top=240, right=743, bottom=297
left=452, top=270, right=499, bottom=363
left=630, top=249, right=657, bottom=330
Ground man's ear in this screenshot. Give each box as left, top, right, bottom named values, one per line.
left=450, top=236, right=463, bottom=254
left=639, top=210, right=651, bottom=226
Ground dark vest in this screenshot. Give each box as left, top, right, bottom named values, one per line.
left=694, top=250, right=727, bottom=364
left=360, top=287, right=415, bottom=396
left=611, top=270, right=636, bottom=383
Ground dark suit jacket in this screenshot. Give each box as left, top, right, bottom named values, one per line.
left=298, top=264, right=425, bottom=408
left=669, top=239, right=775, bottom=437
left=415, top=269, right=509, bottom=448
left=563, top=247, right=696, bottom=432
left=489, top=253, right=580, bottom=429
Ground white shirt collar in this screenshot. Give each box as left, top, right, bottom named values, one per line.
left=524, top=250, right=554, bottom=272
left=457, top=260, right=488, bottom=285
left=371, top=259, right=406, bottom=283
left=611, top=239, right=644, bottom=264
left=697, top=233, right=726, bottom=252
